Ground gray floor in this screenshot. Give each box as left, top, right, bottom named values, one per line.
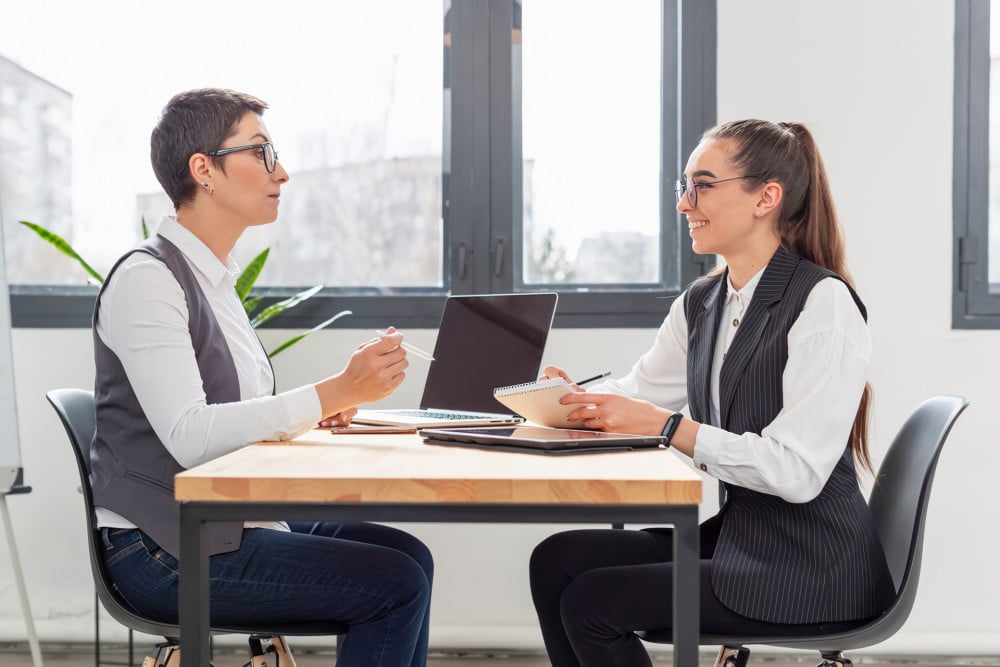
left=1, top=643, right=999, bottom=667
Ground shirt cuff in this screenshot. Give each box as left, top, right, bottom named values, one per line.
left=278, top=384, right=324, bottom=437
left=691, top=422, right=731, bottom=473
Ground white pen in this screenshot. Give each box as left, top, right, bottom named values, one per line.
left=375, top=329, right=436, bottom=361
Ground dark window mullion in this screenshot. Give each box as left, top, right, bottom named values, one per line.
left=447, top=0, right=493, bottom=295
left=487, top=0, right=517, bottom=293
left=677, top=0, right=718, bottom=285
left=965, top=0, right=993, bottom=314
left=954, top=0, right=997, bottom=326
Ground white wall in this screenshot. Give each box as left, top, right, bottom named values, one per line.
left=1, top=0, right=997, bottom=656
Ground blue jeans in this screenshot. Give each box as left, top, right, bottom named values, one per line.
left=101, top=522, right=433, bottom=666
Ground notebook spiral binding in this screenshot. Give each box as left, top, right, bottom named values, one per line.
left=493, top=377, right=566, bottom=396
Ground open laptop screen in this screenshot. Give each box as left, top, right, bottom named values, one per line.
left=420, top=293, right=557, bottom=414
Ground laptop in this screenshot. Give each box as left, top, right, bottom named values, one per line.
left=419, top=425, right=666, bottom=455
left=353, top=293, right=558, bottom=428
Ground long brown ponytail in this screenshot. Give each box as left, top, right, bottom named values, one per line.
left=702, top=120, right=874, bottom=473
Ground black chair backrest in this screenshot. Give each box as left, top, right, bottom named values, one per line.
left=46, top=388, right=181, bottom=638
left=867, top=395, right=969, bottom=620
left=869, top=395, right=969, bottom=591
left=48, top=388, right=97, bottom=476
left=46, top=388, right=98, bottom=522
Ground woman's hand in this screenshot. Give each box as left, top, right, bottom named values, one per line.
left=341, top=330, right=409, bottom=403
left=541, top=365, right=585, bottom=392
left=318, top=407, right=358, bottom=428
left=315, top=328, right=409, bottom=418
left=560, top=392, right=668, bottom=436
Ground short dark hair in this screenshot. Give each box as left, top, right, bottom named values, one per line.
left=150, top=88, right=268, bottom=210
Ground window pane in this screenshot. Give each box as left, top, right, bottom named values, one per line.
left=0, top=1, right=443, bottom=288
left=519, top=1, right=662, bottom=287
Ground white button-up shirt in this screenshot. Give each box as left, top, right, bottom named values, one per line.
left=591, top=269, right=871, bottom=503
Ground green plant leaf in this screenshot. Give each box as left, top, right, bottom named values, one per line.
left=268, top=309, right=352, bottom=357
left=242, top=295, right=263, bottom=317
left=18, top=220, right=104, bottom=284
left=140, top=216, right=150, bottom=240
left=250, top=284, right=324, bottom=328
left=236, top=248, right=270, bottom=302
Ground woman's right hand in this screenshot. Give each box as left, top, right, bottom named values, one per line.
left=344, top=330, right=410, bottom=403
left=316, top=330, right=409, bottom=417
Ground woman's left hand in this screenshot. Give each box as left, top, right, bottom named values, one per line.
left=560, top=392, right=667, bottom=435
left=318, top=407, right=358, bottom=428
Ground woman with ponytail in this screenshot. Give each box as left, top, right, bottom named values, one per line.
left=529, top=119, right=894, bottom=666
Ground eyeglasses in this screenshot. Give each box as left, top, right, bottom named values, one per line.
left=206, top=142, right=279, bottom=173
left=674, top=173, right=762, bottom=209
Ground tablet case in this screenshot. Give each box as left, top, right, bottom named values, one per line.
left=419, top=425, right=664, bottom=455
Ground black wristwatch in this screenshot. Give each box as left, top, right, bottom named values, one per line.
left=660, top=412, right=683, bottom=447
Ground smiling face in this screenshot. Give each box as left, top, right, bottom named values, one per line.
left=209, top=111, right=289, bottom=228
left=677, top=138, right=772, bottom=259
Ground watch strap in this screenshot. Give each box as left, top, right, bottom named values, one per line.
left=660, top=412, right=683, bottom=446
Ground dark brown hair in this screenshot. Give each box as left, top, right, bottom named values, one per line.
left=150, top=88, right=268, bottom=209
left=703, top=119, right=873, bottom=473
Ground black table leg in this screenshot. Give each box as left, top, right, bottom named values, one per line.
left=179, top=504, right=211, bottom=667
left=672, top=507, right=700, bottom=666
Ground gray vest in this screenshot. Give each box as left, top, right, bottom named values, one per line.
left=90, top=235, right=243, bottom=559
left=685, top=246, right=894, bottom=624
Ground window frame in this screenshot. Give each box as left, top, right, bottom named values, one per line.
left=9, top=0, right=716, bottom=330
left=954, top=0, right=995, bottom=327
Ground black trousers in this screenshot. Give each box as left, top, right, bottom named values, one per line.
left=528, top=525, right=865, bottom=667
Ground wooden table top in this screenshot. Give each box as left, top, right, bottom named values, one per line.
left=174, top=430, right=702, bottom=506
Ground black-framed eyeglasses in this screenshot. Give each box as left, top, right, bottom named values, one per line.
left=674, top=173, right=763, bottom=209
left=206, top=142, right=279, bottom=173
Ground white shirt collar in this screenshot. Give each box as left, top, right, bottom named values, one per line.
left=155, top=216, right=241, bottom=288
left=725, top=264, right=767, bottom=307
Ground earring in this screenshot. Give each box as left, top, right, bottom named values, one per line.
left=202, top=182, right=213, bottom=194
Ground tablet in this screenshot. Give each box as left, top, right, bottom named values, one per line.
left=327, top=424, right=418, bottom=434
left=419, top=425, right=665, bottom=455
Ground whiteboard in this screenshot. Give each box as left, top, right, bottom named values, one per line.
left=0, top=219, right=22, bottom=493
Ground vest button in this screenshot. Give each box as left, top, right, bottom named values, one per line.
left=699, top=463, right=708, bottom=472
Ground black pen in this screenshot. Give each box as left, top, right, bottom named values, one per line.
left=573, top=371, right=611, bottom=386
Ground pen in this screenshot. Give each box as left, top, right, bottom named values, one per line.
left=375, top=329, right=436, bottom=361
left=573, top=371, right=611, bottom=386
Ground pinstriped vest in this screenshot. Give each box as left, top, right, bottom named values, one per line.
left=90, top=235, right=244, bottom=559
left=685, top=247, right=894, bottom=624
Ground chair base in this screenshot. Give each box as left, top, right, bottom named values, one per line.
left=818, top=652, right=853, bottom=667
left=714, top=645, right=750, bottom=667
left=710, top=645, right=854, bottom=667
left=141, top=643, right=181, bottom=667
left=246, top=635, right=297, bottom=667
left=142, top=636, right=298, bottom=667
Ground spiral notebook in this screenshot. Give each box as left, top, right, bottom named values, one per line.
left=493, top=377, right=585, bottom=428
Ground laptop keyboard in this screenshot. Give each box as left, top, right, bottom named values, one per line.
left=392, top=409, right=489, bottom=420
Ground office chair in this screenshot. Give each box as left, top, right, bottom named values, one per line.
left=47, top=388, right=346, bottom=667
left=639, top=394, right=970, bottom=667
